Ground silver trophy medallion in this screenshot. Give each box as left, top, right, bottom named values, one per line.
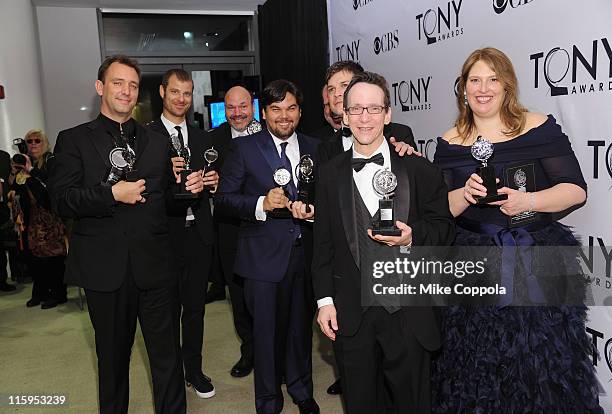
left=273, top=167, right=292, bottom=187
left=109, top=147, right=129, bottom=169
left=246, top=119, right=262, bottom=135
left=372, top=167, right=398, bottom=199
left=204, top=147, right=219, bottom=165
left=470, top=136, right=494, bottom=166
left=513, top=168, right=527, bottom=192
left=296, top=154, right=315, bottom=183
left=170, top=133, right=182, bottom=155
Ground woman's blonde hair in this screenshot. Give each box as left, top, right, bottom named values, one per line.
left=455, top=47, right=527, bottom=142
left=24, top=129, right=50, bottom=169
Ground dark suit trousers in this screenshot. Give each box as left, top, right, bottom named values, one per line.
left=172, top=224, right=212, bottom=377
left=85, top=266, right=185, bottom=414
left=243, top=243, right=313, bottom=414
left=218, top=235, right=253, bottom=360
left=334, top=307, right=431, bottom=414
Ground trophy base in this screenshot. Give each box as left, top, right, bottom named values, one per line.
left=268, top=208, right=292, bottom=219
left=371, top=227, right=402, bottom=237
left=475, top=193, right=508, bottom=204
left=174, top=191, right=199, bottom=200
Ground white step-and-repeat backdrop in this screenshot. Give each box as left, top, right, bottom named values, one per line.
left=328, top=0, right=612, bottom=408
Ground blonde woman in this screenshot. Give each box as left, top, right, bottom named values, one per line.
left=13, top=129, right=67, bottom=309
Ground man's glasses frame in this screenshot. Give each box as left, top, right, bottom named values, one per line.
left=345, top=105, right=388, bottom=116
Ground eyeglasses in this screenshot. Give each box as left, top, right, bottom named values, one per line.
left=26, top=139, right=41, bottom=144
left=345, top=105, right=387, bottom=115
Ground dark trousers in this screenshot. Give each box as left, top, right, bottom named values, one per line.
left=334, top=307, right=431, bottom=414
left=243, top=244, right=313, bottom=414
left=219, top=243, right=253, bottom=360
left=85, top=270, right=185, bottom=414
left=31, top=255, right=66, bottom=301
left=174, top=225, right=212, bottom=377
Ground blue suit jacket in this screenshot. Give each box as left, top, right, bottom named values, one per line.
left=215, top=129, right=319, bottom=282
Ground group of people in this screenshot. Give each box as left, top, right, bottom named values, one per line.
left=0, top=129, right=67, bottom=310
left=42, top=46, right=602, bottom=414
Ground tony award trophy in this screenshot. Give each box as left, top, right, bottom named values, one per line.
left=268, top=167, right=292, bottom=218
left=102, top=145, right=136, bottom=186
left=371, top=168, right=402, bottom=236
left=171, top=133, right=197, bottom=199
left=470, top=136, right=508, bottom=204
left=295, top=154, right=315, bottom=213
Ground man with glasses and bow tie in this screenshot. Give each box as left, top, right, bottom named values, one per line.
left=216, top=79, right=320, bottom=414
left=312, top=71, right=455, bottom=414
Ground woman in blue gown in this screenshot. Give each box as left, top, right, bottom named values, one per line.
left=432, top=47, right=602, bottom=413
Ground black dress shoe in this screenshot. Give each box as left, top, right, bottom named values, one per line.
left=205, top=286, right=226, bottom=304
left=296, top=398, right=320, bottom=414
left=230, top=355, right=253, bottom=377
left=326, top=378, right=342, bottom=395
left=41, top=297, right=68, bottom=309
left=0, top=282, right=16, bottom=292
left=26, top=298, right=42, bottom=307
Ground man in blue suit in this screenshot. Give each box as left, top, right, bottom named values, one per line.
left=215, top=79, right=319, bottom=414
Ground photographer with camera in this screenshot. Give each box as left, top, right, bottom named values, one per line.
left=9, top=130, right=67, bottom=309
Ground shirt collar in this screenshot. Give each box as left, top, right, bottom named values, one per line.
left=268, top=129, right=298, bottom=149
left=352, top=136, right=389, bottom=160
left=231, top=126, right=247, bottom=138
left=160, top=114, right=187, bottom=135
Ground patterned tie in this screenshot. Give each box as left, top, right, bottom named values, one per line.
left=279, top=142, right=298, bottom=200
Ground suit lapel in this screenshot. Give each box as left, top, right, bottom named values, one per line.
left=134, top=123, right=149, bottom=165
left=87, top=119, right=114, bottom=168
left=389, top=149, right=410, bottom=222
left=337, top=151, right=360, bottom=269
left=255, top=130, right=280, bottom=174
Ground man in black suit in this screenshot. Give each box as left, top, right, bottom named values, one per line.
left=312, top=71, right=455, bottom=413
left=318, top=60, right=421, bottom=396
left=207, top=85, right=259, bottom=377
left=147, top=68, right=219, bottom=400
left=216, top=80, right=319, bottom=414
left=48, top=56, right=206, bottom=414
left=318, top=60, right=419, bottom=166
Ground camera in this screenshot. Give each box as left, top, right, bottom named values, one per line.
left=12, top=154, right=27, bottom=166
left=13, top=138, right=28, bottom=155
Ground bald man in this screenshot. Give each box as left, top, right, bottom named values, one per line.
left=209, top=85, right=259, bottom=378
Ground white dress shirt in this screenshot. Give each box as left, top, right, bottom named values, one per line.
left=342, top=135, right=353, bottom=152
left=255, top=131, right=300, bottom=221
left=161, top=114, right=194, bottom=221
left=317, top=138, right=391, bottom=309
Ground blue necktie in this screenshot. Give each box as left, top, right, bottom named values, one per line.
left=279, top=142, right=298, bottom=200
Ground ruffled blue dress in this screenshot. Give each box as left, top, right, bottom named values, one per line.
left=431, top=115, right=602, bottom=413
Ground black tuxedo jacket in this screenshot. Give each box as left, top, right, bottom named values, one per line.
left=48, top=116, right=177, bottom=292
left=208, top=122, right=233, bottom=170
left=316, top=122, right=417, bottom=166
left=207, top=122, right=240, bottom=248
left=146, top=119, right=214, bottom=245
left=312, top=145, right=455, bottom=350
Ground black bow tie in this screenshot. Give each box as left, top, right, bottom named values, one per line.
left=341, top=127, right=352, bottom=137
left=352, top=153, right=384, bottom=172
